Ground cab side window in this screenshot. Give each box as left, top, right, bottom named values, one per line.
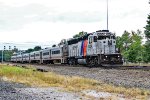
left=89, top=37, right=92, bottom=44
left=94, top=36, right=97, bottom=42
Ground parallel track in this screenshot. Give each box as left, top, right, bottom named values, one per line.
left=119, top=65, right=150, bottom=71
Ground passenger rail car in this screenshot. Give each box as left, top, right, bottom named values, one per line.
left=11, top=30, right=123, bottom=67
left=22, top=53, right=30, bottom=63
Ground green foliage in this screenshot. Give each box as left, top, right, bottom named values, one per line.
left=0, top=50, right=13, bottom=61
left=116, top=36, right=122, bottom=51
left=144, top=8, right=150, bottom=62
left=144, top=14, right=150, bottom=40
left=33, top=46, right=41, bottom=51
left=116, top=30, right=143, bottom=63
left=143, top=42, right=150, bottom=62
left=116, top=31, right=132, bottom=52
left=0, top=65, right=33, bottom=77
left=25, top=46, right=41, bottom=53
left=25, top=48, right=34, bottom=53
left=73, top=31, right=87, bottom=38
left=4, top=51, right=13, bottom=61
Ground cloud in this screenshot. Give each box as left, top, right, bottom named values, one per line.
left=0, top=0, right=149, bottom=49
left=0, top=2, right=106, bottom=31
left=1, top=0, right=148, bottom=32
left=0, top=3, right=50, bottom=31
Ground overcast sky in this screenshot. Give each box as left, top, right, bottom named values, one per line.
left=0, top=0, right=150, bottom=50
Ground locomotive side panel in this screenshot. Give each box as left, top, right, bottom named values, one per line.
left=26, top=54, right=30, bottom=62
left=42, top=49, right=50, bottom=60
left=29, top=52, right=35, bottom=63
left=51, top=47, right=64, bottom=64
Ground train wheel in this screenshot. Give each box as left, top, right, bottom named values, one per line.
left=72, top=59, right=77, bottom=65
left=87, top=57, right=98, bottom=67
left=68, top=59, right=72, bottom=65
left=94, top=57, right=98, bottom=67
left=69, top=59, right=74, bottom=65
left=88, top=57, right=95, bottom=67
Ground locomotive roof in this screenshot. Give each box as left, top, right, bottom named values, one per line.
left=97, top=32, right=112, bottom=36
left=67, top=34, right=90, bottom=45
left=96, top=30, right=109, bottom=32
left=96, top=30, right=115, bottom=36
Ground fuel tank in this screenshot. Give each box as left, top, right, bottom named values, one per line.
left=77, top=59, right=87, bottom=65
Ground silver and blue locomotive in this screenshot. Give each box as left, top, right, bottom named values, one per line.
left=67, top=30, right=123, bottom=67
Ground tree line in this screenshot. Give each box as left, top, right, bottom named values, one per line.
left=116, top=2, right=150, bottom=63
left=116, top=30, right=144, bottom=63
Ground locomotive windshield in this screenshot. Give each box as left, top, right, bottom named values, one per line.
left=98, top=35, right=115, bottom=40
left=98, top=36, right=109, bottom=40
left=111, top=36, right=116, bottom=39
left=94, top=36, right=97, bottom=42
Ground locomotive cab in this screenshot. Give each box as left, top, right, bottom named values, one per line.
left=95, top=30, right=123, bottom=66
left=86, top=34, right=98, bottom=56
left=84, top=30, right=123, bottom=67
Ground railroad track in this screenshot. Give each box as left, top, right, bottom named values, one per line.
left=5, top=62, right=150, bottom=72
left=120, top=65, right=150, bottom=70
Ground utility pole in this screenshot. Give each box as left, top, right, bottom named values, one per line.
left=1, top=46, right=5, bottom=63
left=1, top=50, right=3, bottom=63
left=107, top=0, right=109, bottom=30
left=1, top=45, right=15, bottom=63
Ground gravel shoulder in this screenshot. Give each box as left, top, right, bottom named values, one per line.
left=29, top=64, right=150, bottom=90
left=0, top=79, right=87, bottom=100
left=0, top=79, right=136, bottom=100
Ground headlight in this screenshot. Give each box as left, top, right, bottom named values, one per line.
left=118, top=56, right=120, bottom=57
left=105, top=56, right=107, bottom=58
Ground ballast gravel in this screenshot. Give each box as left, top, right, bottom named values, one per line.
left=0, top=80, right=87, bottom=100
left=30, top=65, right=150, bottom=90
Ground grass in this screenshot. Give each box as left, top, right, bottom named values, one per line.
left=0, top=64, right=150, bottom=99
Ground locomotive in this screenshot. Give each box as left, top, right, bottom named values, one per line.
left=11, top=30, right=123, bottom=67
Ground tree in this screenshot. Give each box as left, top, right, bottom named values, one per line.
left=12, top=48, right=18, bottom=52
left=34, top=46, right=41, bottom=51
left=0, top=50, right=13, bottom=61
left=116, top=36, right=122, bottom=51
left=116, top=30, right=143, bottom=63
left=25, top=46, right=41, bottom=53
left=116, top=31, right=132, bottom=53
left=144, top=2, right=150, bottom=62
left=143, top=43, right=150, bottom=62
left=4, top=51, right=13, bottom=61
left=25, top=48, right=34, bottom=53
left=127, top=30, right=143, bottom=62
left=73, top=31, right=87, bottom=38
left=144, top=14, right=150, bottom=40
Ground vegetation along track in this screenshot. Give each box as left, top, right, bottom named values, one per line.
left=7, top=63, right=150, bottom=90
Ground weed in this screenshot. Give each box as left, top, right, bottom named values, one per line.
left=0, top=64, right=149, bottom=99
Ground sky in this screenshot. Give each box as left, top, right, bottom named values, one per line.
left=0, top=0, right=150, bottom=50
